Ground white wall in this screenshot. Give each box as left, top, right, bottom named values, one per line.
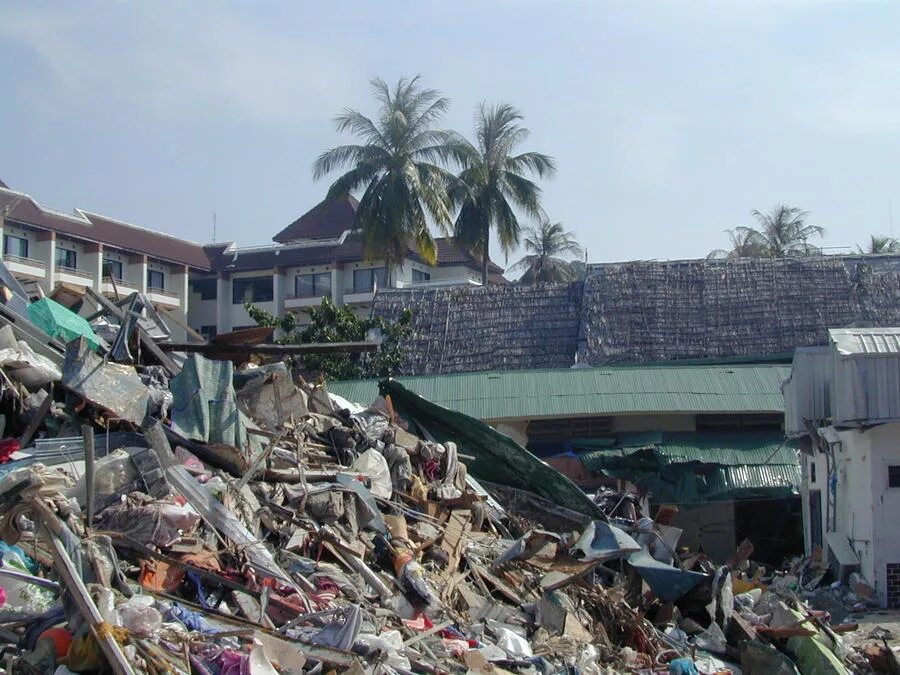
left=833, top=427, right=877, bottom=594
left=866, top=423, right=900, bottom=606
left=670, top=502, right=737, bottom=563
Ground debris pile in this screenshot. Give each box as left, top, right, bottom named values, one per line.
left=0, top=271, right=891, bottom=674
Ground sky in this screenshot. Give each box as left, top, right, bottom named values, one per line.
left=1, top=1, right=899, bottom=269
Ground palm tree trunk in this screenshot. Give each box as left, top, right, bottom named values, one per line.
left=481, top=224, right=489, bottom=285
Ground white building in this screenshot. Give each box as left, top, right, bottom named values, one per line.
left=0, top=182, right=504, bottom=341
left=0, top=183, right=206, bottom=340
left=188, top=195, right=504, bottom=337
left=784, top=327, right=900, bottom=607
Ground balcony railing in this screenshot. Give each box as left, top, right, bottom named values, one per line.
left=102, top=278, right=139, bottom=290
left=147, top=286, right=179, bottom=299
left=55, top=265, right=93, bottom=279
left=3, top=255, right=46, bottom=269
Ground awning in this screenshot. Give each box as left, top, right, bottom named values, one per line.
left=578, top=432, right=800, bottom=505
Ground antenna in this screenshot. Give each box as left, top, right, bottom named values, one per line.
left=891, top=199, right=894, bottom=237
left=212, top=210, right=217, bottom=243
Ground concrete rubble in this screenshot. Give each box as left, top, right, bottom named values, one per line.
left=0, top=278, right=893, bottom=673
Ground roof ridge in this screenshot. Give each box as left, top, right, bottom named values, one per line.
left=78, top=209, right=205, bottom=247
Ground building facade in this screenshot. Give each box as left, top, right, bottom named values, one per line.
left=784, top=327, right=900, bottom=607
left=189, top=195, right=502, bottom=338
left=0, top=184, right=501, bottom=341
left=0, top=184, right=205, bottom=340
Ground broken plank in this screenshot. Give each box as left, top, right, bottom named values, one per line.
left=158, top=341, right=378, bottom=356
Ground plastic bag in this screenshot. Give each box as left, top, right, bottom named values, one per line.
left=118, top=596, right=163, bottom=637
left=351, top=449, right=392, bottom=499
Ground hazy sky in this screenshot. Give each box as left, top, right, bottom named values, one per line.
left=1, top=1, right=897, bottom=267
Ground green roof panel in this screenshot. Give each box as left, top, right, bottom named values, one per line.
left=328, top=364, right=791, bottom=421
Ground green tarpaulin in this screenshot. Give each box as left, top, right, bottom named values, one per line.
left=27, top=298, right=101, bottom=351
left=578, top=432, right=801, bottom=505
left=379, top=379, right=605, bottom=521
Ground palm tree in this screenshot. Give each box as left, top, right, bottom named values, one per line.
left=313, top=76, right=460, bottom=281
left=731, top=205, right=825, bottom=257
left=511, top=220, right=584, bottom=283
left=707, top=228, right=767, bottom=259
left=452, top=103, right=556, bottom=284
left=858, top=235, right=900, bottom=254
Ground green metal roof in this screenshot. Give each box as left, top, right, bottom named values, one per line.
left=328, top=364, right=791, bottom=421
left=577, top=432, right=800, bottom=504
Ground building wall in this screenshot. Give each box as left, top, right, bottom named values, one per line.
left=669, top=501, right=737, bottom=563
left=867, top=423, right=900, bottom=606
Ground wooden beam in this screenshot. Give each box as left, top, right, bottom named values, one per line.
left=157, top=341, right=378, bottom=356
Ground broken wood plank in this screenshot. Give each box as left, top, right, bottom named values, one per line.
left=158, top=341, right=378, bottom=356
left=34, top=515, right=136, bottom=674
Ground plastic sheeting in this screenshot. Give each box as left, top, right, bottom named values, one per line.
left=378, top=379, right=606, bottom=521
left=28, top=298, right=101, bottom=351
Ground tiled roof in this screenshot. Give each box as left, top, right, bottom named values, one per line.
left=273, top=195, right=358, bottom=243
left=0, top=187, right=210, bottom=269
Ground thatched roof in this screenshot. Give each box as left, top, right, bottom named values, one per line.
left=374, top=256, right=900, bottom=374
left=373, top=283, right=583, bottom=375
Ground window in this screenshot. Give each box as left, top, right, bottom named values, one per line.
left=147, top=269, right=165, bottom=290
left=352, top=267, right=387, bottom=293
left=199, top=325, right=218, bottom=339
left=412, top=269, right=431, bottom=283
left=56, top=247, right=77, bottom=270
left=3, top=235, right=28, bottom=259
left=232, top=276, right=273, bottom=304
left=103, top=259, right=123, bottom=280
left=191, top=278, right=217, bottom=300
left=889, top=466, right=900, bottom=488
left=810, top=461, right=817, bottom=484
left=295, top=272, right=331, bottom=298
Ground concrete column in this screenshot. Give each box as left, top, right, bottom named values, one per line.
left=34, top=231, right=56, bottom=294
left=169, top=264, right=190, bottom=342
left=332, top=266, right=343, bottom=306
left=272, top=267, right=286, bottom=339
left=216, top=273, right=231, bottom=333
left=139, top=256, right=148, bottom=294
left=84, top=243, right=104, bottom=288
left=0, top=219, right=5, bottom=258
left=273, top=267, right=286, bottom=316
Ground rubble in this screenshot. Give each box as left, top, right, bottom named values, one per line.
left=0, top=268, right=892, bottom=674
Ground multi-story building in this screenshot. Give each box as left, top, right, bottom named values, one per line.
left=0, top=182, right=503, bottom=340
left=188, top=195, right=503, bottom=337
left=0, top=182, right=207, bottom=340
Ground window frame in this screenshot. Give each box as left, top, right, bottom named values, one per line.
left=103, top=259, right=124, bottom=280
left=147, top=269, right=166, bottom=291
left=232, top=276, right=274, bottom=304
left=3, top=234, right=29, bottom=259
left=352, top=267, right=387, bottom=293
left=294, top=272, right=332, bottom=299
left=889, top=466, right=900, bottom=488
left=55, top=247, right=78, bottom=270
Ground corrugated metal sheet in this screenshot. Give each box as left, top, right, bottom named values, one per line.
left=783, top=347, right=833, bottom=436
left=579, top=432, right=797, bottom=471
left=328, top=364, right=791, bottom=422
left=833, top=351, right=900, bottom=426
left=830, top=327, right=900, bottom=355
left=578, top=431, right=800, bottom=504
